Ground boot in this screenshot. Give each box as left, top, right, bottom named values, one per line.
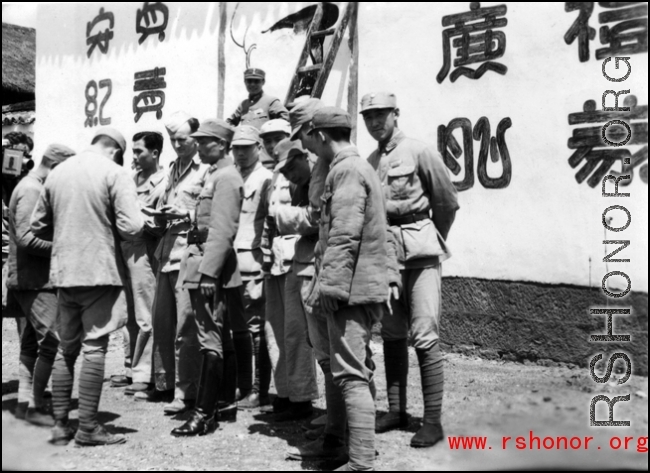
left=233, top=332, right=253, bottom=400
left=216, top=349, right=238, bottom=423
left=252, top=333, right=271, bottom=401
left=171, top=352, right=221, bottom=437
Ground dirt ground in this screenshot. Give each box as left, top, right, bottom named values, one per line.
left=2, top=318, right=648, bottom=471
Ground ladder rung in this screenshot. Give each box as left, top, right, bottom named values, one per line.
left=311, top=27, right=336, bottom=39
left=298, top=64, right=323, bottom=74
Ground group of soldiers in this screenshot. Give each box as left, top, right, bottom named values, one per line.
left=3, top=67, right=459, bottom=471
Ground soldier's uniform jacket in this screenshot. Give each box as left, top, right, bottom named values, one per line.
left=31, top=150, right=144, bottom=288
left=261, top=171, right=297, bottom=276
left=314, top=146, right=390, bottom=305
left=7, top=173, right=53, bottom=290
left=367, top=129, right=459, bottom=270
left=227, top=92, right=290, bottom=130
left=181, top=157, right=244, bottom=290
left=155, top=154, right=208, bottom=273
left=274, top=175, right=319, bottom=279
left=134, top=168, right=167, bottom=242
left=234, top=161, right=272, bottom=280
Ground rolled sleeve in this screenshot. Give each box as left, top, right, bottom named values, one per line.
left=199, top=173, right=242, bottom=279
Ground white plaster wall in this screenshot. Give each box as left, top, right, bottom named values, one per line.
left=356, top=2, right=648, bottom=292
left=35, top=2, right=648, bottom=291
left=35, top=2, right=222, bottom=170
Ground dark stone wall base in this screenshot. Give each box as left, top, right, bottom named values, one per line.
left=372, top=277, right=648, bottom=376
left=440, top=277, right=648, bottom=376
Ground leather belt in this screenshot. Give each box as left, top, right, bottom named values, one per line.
left=389, top=212, right=429, bottom=227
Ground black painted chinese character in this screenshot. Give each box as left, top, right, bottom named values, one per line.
left=133, top=67, right=167, bottom=123
left=567, top=96, right=648, bottom=187
left=136, top=2, right=169, bottom=45
left=86, top=7, right=114, bottom=58
left=564, top=2, right=596, bottom=63
left=596, top=2, right=648, bottom=60
left=437, top=2, right=508, bottom=84
left=438, top=116, right=512, bottom=191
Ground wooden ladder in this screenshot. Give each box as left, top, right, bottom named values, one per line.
left=285, top=2, right=358, bottom=108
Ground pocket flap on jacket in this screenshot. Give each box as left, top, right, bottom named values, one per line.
left=387, top=165, right=415, bottom=178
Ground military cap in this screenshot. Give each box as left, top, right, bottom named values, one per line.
left=165, top=111, right=195, bottom=134
left=232, top=125, right=261, bottom=146
left=308, top=106, right=352, bottom=134
left=289, top=98, right=324, bottom=141
left=43, top=143, right=76, bottom=163
left=244, top=68, right=266, bottom=80
left=360, top=91, right=398, bottom=113
left=93, top=127, right=127, bottom=153
left=190, top=118, right=235, bottom=143
left=259, top=119, right=291, bottom=137
left=273, top=138, right=306, bottom=170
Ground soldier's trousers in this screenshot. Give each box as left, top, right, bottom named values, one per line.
left=152, top=270, right=200, bottom=400
left=190, top=288, right=234, bottom=356
left=53, top=286, right=126, bottom=431
left=381, top=265, right=442, bottom=349
left=14, top=290, right=59, bottom=407
left=327, top=303, right=381, bottom=471
left=265, top=272, right=318, bottom=402
left=121, top=240, right=157, bottom=384
left=229, top=278, right=265, bottom=335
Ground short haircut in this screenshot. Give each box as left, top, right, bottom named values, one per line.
left=321, top=127, right=351, bottom=143
left=133, top=131, right=164, bottom=156
left=188, top=118, right=200, bottom=134
left=3, top=131, right=34, bottom=151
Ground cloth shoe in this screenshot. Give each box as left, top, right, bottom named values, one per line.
left=217, top=402, right=238, bottom=423
left=375, top=411, right=409, bottom=433
left=25, top=407, right=56, bottom=428
left=238, top=391, right=271, bottom=410
left=125, top=383, right=152, bottom=396
left=309, top=414, right=327, bottom=428
left=261, top=396, right=291, bottom=414
left=50, top=420, right=76, bottom=446
left=133, top=389, right=172, bottom=403
left=410, top=422, right=444, bottom=448
left=304, top=425, right=326, bottom=441
left=164, top=398, right=191, bottom=415
left=271, top=401, right=313, bottom=423
left=287, top=434, right=348, bottom=461
left=75, top=425, right=127, bottom=446
left=110, top=375, right=132, bottom=388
